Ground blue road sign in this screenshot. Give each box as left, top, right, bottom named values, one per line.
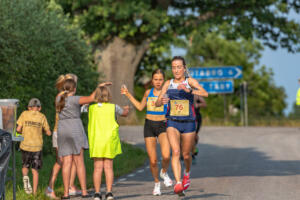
left=199, top=80, right=234, bottom=94
left=189, top=66, right=242, bottom=79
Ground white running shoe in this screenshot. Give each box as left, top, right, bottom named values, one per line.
left=160, top=169, right=173, bottom=187
left=153, top=182, right=161, bottom=196
left=23, top=176, right=32, bottom=194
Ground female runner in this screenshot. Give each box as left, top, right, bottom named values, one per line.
left=121, top=69, right=173, bottom=196
left=156, top=56, right=208, bottom=195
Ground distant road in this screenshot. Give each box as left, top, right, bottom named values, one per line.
left=76, top=126, right=300, bottom=200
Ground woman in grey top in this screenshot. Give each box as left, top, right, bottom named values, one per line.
left=56, top=78, right=111, bottom=199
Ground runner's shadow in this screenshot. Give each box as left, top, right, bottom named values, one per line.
left=187, top=193, right=230, bottom=199
left=116, top=194, right=143, bottom=199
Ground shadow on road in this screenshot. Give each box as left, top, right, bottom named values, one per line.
left=187, top=193, right=230, bottom=199
left=194, top=143, right=300, bottom=178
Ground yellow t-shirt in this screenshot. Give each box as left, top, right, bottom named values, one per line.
left=17, top=110, right=50, bottom=152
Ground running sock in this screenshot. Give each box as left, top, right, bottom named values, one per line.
left=184, top=170, right=190, bottom=176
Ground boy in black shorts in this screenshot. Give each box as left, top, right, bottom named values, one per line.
left=16, top=98, right=51, bottom=195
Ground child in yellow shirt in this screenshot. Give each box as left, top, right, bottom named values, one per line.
left=16, top=98, right=51, bottom=195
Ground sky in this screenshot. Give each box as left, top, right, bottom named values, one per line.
left=259, top=12, right=300, bottom=115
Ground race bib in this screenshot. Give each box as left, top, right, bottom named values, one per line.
left=170, top=100, right=189, bottom=116
left=147, top=97, right=164, bottom=112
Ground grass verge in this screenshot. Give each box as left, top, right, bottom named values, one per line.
left=5, top=142, right=147, bottom=200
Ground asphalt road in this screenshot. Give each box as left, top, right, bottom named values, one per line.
left=75, top=126, right=300, bottom=200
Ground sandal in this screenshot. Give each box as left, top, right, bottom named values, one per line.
left=61, top=196, right=70, bottom=199
left=69, top=187, right=82, bottom=196
left=81, top=194, right=92, bottom=198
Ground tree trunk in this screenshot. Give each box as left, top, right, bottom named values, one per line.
left=94, top=37, right=150, bottom=124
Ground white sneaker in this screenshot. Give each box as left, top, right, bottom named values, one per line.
left=23, top=176, right=32, bottom=194
left=153, top=182, right=161, bottom=196
left=160, top=169, right=173, bottom=187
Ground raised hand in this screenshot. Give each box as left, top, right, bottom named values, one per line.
left=121, top=87, right=129, bottom=95
left=98, top=82, right=112, bottom=87
left=162, top=94, right=169, bottom=105
left=177, top=84, right=190, bottom=93
left=122, top=105, right=130, bottom=116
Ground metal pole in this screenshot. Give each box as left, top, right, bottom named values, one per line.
left=223, top=94, right=227, bottom=124
left=12, top=142, right=16, bottom=200
left=243, top=82, right=248, bottom=126
left=240, top=83, right=244, bottom=126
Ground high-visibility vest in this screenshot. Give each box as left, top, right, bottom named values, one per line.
left=297, top=88, right=300, bottom=106
left=88, top=103, right=122, bottom=158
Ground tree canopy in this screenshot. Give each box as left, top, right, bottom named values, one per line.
left=58, top=0, right=300, bottom=52
left=54, top=0, right=300, bottom=115
left=186, top=31, right=287, bottom=120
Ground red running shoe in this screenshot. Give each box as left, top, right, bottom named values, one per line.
left=173, top=182, right=184, bottom=194
left=182, top=173, right=191, bottom=190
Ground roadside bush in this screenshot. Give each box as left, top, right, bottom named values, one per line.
left=0, top=0, right=98, bottom=154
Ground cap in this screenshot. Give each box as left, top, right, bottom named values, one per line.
left=28, top=98, right=41, bottom=107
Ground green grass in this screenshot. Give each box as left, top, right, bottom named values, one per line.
left=5, top=142, right=147, bottom=200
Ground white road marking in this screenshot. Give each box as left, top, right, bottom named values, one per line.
left=127, top=173, right=135, bottom=177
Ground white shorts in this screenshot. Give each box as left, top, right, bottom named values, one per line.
left=52, top=132, right=58, bottom=148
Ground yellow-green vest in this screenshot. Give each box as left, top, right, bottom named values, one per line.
left=297, top=88, right=300, bottom=106
left=88, top=103, right=122, bottom=158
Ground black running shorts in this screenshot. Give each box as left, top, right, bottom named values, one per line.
left=144, top=119, right=166, bottom=138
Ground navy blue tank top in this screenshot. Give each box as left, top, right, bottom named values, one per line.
left=146, top=88, right=167, bottom=115
left=166, top=79, right=195, bottom=121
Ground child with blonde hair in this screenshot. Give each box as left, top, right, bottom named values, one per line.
left=45, top=73, right=81, bottom=199
left=57, top=79, right=111, bottom=199
left=88, top=86, right=129, bottom=200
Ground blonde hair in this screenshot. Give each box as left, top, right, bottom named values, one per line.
left=56, top=79, right=77, bottom=112
left=55, top=73, right=78, bottom=92
left=65, top=73, right=78, bottom=83
left=55, top=75, right=66, bottom=91
left=94, top=86, right=111, bottom=103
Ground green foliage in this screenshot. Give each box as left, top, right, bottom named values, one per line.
left=58, top=0, right=300, bottom=51
left=0, top=0, right=98, bottom=153
left=186, top=32, right=287, bottom=120
left=57, top=0, right=170, bottom=44
left=289, top=102, right=300, bottom=119
left=56, top=1, right=300, bottom=116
